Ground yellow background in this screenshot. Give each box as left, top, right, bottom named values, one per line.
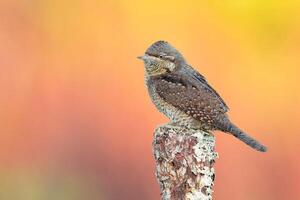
left=0, top=0, right=299, bottom=199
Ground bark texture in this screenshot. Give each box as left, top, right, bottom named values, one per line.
left=153, top=124, right=218, bottom=200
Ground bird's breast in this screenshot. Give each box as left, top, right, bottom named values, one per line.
left=145, top=77, right=197, bottom=127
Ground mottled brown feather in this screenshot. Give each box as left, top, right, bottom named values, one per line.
left=183, top=65, right=229, bottom=111
left=142, top=40, right=267, bottom=152
left=151, top=72, right=227, bottom=129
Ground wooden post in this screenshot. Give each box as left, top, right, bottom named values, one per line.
left=153, top=124, right=218, bottom=200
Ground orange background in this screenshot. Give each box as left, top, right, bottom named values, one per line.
left=0, top=0, right=300, bottom=199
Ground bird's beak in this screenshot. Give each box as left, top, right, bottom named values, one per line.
left=137, top=55, right=146, bottom=60
left=137, top=55, right=145, bottom=60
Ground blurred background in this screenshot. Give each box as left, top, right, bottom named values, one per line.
left=1, top=0, right=300, bottom=199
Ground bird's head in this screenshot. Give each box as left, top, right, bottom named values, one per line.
left=138, top=41, right=186, bottom=76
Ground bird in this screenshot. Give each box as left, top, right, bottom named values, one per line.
left=138, top=40, right=267, bottom=152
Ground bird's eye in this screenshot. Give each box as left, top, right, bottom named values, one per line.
left=159, top=55, right=164, bottom=59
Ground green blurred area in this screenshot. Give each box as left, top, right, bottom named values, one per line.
left=0, top=169, right=104, bottom=200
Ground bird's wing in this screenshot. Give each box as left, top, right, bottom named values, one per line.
left=183, top=65, right=229, bottom=111
left=153, top=74, right=228, bottom=124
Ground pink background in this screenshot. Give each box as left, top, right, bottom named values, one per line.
left=0, top=0, right=299, bottom=199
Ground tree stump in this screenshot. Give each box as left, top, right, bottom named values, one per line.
left=153, top=124, right=218, bottom=200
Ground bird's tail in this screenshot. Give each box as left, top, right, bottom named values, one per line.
left=225, top=123, right=267, bottom=152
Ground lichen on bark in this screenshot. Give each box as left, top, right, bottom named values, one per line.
left=153, top=124, right=218, bottom=200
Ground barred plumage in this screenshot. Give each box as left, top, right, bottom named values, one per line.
left=139, top=41, right=267, bottom=152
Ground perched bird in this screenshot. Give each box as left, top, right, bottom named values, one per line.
left=138, top=41, right=267, bottom=152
